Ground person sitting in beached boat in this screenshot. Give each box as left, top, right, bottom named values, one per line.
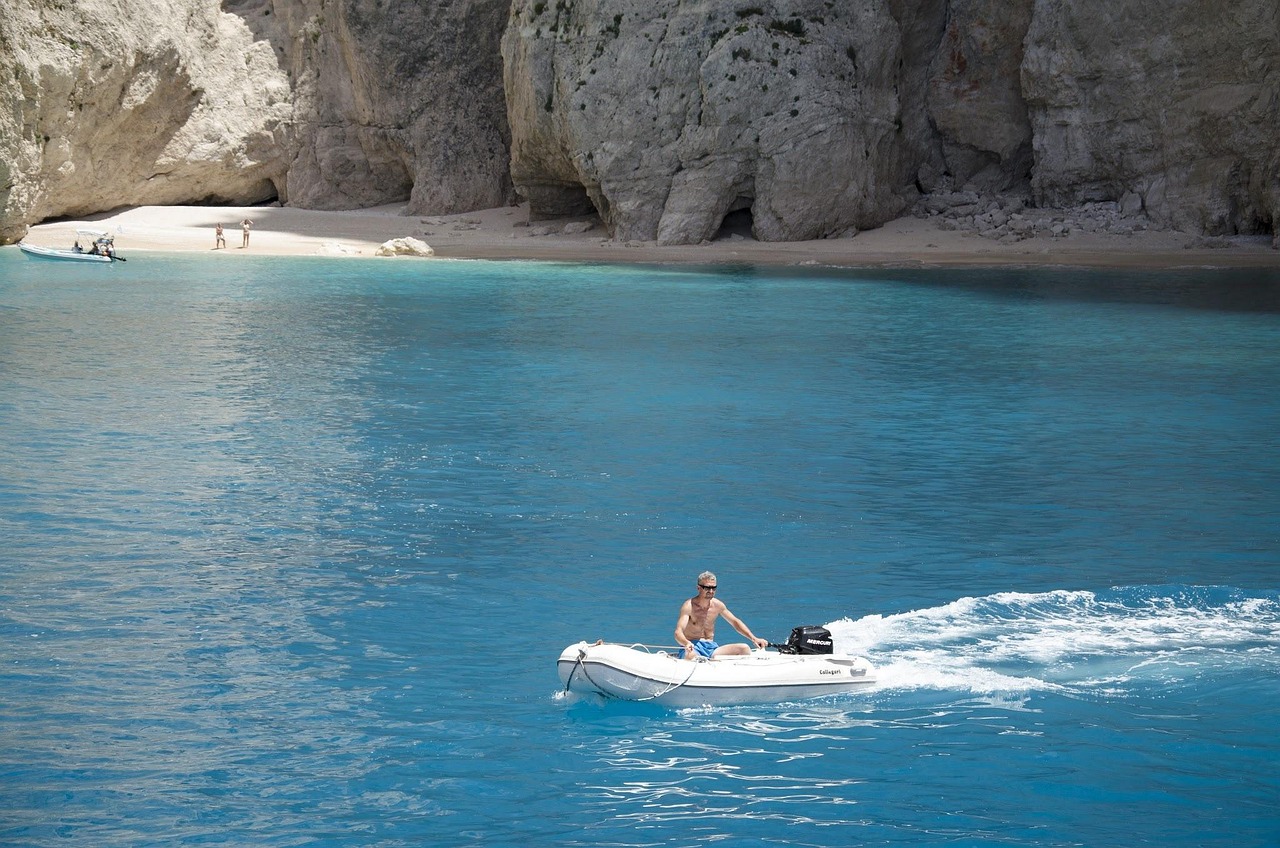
left=73, top=240, right=83, bottom=253
left=86, top=238, right=113, bottom=258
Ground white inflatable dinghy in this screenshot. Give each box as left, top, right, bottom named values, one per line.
left=558, top=628, right=875, bottom=707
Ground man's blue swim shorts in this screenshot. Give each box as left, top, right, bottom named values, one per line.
left=679, top=639, right=719, bottom=659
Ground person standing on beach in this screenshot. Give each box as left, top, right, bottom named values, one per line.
left=674, top=571, right=768, bottom=660
left=215, top=223, right=226, bottom=249
left=240, top=218, right=253, bottom=248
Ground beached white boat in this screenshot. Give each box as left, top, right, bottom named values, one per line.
left=19, top=230, right=123, bottom=262
left=557, top=633, right=875, bottom=707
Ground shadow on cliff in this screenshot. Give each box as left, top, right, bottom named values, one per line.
left=219, top=0, right=291, bottom=58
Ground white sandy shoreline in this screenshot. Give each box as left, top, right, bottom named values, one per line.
left=19, top=202, right=1280, bottom=270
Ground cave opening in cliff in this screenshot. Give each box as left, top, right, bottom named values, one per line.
left=193, top=190, right=279, bottom=208
left=526, top=182, right=597, bottom=223
left=714, top=207, right=756, bottom=241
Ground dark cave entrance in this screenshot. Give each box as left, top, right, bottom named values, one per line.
left=714, top=207, right=756, bottom=241
left=527, top=182, right=598, bottom=222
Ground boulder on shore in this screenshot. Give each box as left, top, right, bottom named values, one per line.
left=375, top=237, right=435, bottom=257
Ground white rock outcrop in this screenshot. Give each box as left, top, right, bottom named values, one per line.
left=375, top=237, right=434, bottom=257
left=0, top=0, right=514, bottom=243
left=0, top=0, right=293, bottom=242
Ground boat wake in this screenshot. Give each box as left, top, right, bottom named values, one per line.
left=827, top=585, right=1280, bottom=696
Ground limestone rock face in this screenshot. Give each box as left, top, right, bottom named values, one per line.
left=0, top=0, right=514, bottom=243
left=505, top=0, right=1276, bottom=243
left=883, top=0, right=947, bottom=192
left=2, top=0, right=1276, bottom=246
left=885, top=0, right=1037, bottom=196
left=502, top=0, right=908, bottom=244
left=0, top=0, right=293, bottom=242
left=924, top=0, right=1034, bottom=193
left=233, top=0, right=513, bottom=215
left=1022, top=0, right=1280, bottom=236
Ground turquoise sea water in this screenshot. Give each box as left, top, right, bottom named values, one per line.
left=1, top=248, right=1278, bottom=847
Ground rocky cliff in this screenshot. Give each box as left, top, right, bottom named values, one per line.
left=225, top=0, right=512, bottom=213
left=0, top=0, right=292, bottom=242
left=0, top=0, right=512, bottom=243
left=505, top=0, right=1277, bottom=243
left=1022, top=0, right=1279, bottom=237
left=503, top=0, right=906, bottom=244
left=1, top=0, right=1276, bottom=246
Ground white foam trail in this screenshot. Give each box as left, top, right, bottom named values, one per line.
left=826, top=588, right=1280, bottom=695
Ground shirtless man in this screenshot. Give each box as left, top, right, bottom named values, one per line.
left=674, top=571, right=769, bottom=660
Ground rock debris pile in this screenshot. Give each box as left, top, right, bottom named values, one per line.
left=915, top=192, right=1160, bottom=244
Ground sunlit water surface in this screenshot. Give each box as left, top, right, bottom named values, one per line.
left=2, top=249, right=1278, bottom=847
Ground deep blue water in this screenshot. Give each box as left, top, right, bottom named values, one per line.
left=1, top=248, right=1278, bottom=847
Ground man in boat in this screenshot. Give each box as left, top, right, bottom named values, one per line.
left=674, top=571, right=769, bottom=660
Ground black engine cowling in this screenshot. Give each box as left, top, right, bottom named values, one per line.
left=780, top=625, right=834, bottom=655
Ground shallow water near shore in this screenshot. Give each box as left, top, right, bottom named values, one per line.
left=2, top=249, right=1278, bottom=847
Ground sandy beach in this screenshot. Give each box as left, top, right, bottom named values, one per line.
left=21, top=202, right=1280, bottom=269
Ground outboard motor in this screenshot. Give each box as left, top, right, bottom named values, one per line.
left=780, top=625, right=834, bottom=655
